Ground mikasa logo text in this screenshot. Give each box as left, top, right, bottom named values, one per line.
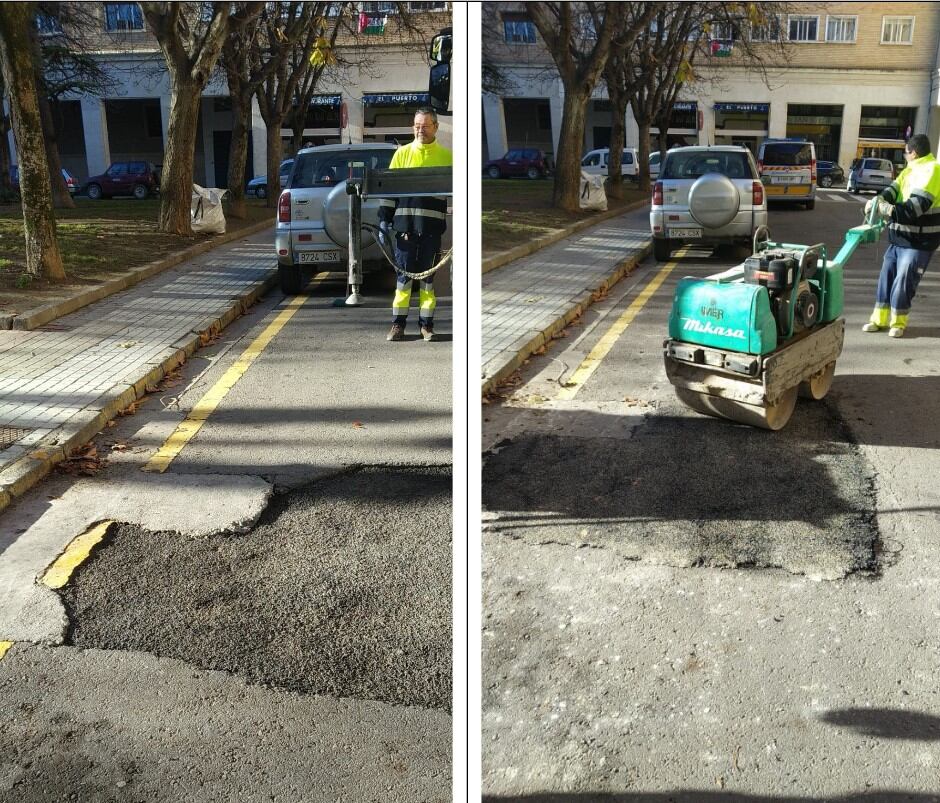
left=683, top=318, right=746, bottom=339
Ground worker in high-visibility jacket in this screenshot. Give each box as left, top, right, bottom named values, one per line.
left=863, top=133, right=940, bottom=338
left=378, top=108, right=452, bottom=342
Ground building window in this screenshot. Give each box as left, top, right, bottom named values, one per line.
left=788, top=15, right=819, bottom=42
left=408, top=1, right=446, bottom=10
left=105, top=3, right=144, bottom=32
left=35, top=13, right=63, bottom=35
left=750, top=15, right=781, bottom=42
left=882, top=16, right=914, bottom=45
left=360, top=2, right=397, bottom=13
left=826, top=15, right=856, bottom=43
left=709, top=22, right=736, bottom=41
left=145, top=103, right=163, bottom=138
left=503, top=13, right=536, bottom=44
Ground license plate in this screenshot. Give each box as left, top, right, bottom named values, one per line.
left=772, top=176, right=802, bottom=185
left=298, top=250, right=341, bottom=264
left=669, top=227, right=702, bottom=238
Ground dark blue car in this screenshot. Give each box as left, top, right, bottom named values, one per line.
left=817, top=161, right=845, bottom=188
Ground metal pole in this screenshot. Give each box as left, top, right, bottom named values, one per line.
left=345, top=180, right=363, bottom=306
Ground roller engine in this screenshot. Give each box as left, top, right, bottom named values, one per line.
left=743, top=249, right=819, bottom=335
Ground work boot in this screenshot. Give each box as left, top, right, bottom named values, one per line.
left=888, top=326, right=905, bottom=338
left=862, top=323, right=882, bottom=333
left=386, top=323, right=405, bottom=342
left=421, top=325, right=436, bottom=342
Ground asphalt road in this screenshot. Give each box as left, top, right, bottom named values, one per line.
left=482, top=190, right=940, bottom=798
left=0, top=270, right=454, bottom=802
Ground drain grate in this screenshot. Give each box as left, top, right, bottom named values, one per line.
left=0, top=426, right=32, bottom=450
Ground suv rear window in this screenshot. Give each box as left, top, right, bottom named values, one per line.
left=762, top=142, right=813, bottom=166
left=291, top=149, right=394, bottom=189
left=662, top=151, right=753, bottom=180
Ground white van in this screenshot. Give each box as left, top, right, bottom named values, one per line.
left=581, top=148, right=639, bottom=180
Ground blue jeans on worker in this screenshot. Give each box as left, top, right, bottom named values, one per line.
left=870, top=244, right=933, bottom=329
left=392, top=232, right=441, bottom=327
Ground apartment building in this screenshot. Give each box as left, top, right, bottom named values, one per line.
left=9, top=2, right=450, bottom=186
left=483, top=2, right=940, bottom=173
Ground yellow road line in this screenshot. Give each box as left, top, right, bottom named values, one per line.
left=143, top=289, right=315, bottom=473
left=0, top=641, right=12, bottom=660
left=41, top=520, right=114, bottom=589
left=557, top=251, right=685, bottom=401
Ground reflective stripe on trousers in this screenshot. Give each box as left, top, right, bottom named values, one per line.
left=391, top=232, right=441, bottom=326
left=869, top=244, right=933, bottom=329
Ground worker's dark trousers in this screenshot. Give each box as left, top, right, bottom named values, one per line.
left=392, top=232, right=441, bottom=328
left=871, top=244, right=933, bottom=329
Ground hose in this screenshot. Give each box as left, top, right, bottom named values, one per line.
left=361, top=222, right=453, bottom=281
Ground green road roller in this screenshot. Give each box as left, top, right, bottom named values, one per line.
left=664, top=205, right=887, bottom=430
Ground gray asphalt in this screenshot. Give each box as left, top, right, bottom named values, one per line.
left=60, top=466, right=452, bottom=711
left=482, top=190, right=940, bottom=798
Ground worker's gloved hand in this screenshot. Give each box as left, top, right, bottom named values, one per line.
left=378, top=220, right=392, bottom=247
left=865, top=197, right=893, bottom=220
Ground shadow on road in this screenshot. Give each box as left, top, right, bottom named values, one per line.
left=483, top=793, right=940, bottom=802
left=821, top=707, right=940, bottom=741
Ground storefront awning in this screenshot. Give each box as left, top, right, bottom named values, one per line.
left=714, top=102, right=769, bottom=113
left=310, top=94, right=342, bottom=107
left=362, top=92, right=430, bottom=107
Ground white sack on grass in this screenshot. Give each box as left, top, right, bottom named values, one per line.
left=579, top=170, right=607, bottom=211
left=191, top=184, right=229, bottom=234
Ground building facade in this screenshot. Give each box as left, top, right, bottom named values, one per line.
left=8, top=2, right=451, bottom=186
left=483, top=2, right=940, bottom=173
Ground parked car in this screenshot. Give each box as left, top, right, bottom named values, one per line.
left=275, top=143, right=396, bottom=293
left=580, top=147, right=639, bottom=180
left=816, top=160, right=845, bottom=188
left=847, top=157, right=894, bottom=193
left=246, top=158, right=295, bottom=199
left=649, top=151, right=663, bottom=179
left=650, top=145, right=768, bottom=262
left=84, top=161, right=160, bottom=200
left=483, top=148, right=550, bottom=179
left=10, top=165, right=79, bottom=195
left=757, top=138, right=816, bottom=209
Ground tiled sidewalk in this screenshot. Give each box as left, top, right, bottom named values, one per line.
left=0, top=232, right=276, bottom=512
left=482, top=214, right=651, bottom=393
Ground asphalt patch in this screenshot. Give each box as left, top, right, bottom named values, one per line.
left=59, top=466, right=452, bottom=710
left=483, top=399, right=879, bottom=578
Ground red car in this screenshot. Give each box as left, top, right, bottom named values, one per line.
left=484, top=148, right=551, bottom=179
left=84, top=160, right=160, bottom=200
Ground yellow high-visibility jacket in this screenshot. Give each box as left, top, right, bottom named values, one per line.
left=378, top=139, right=452, bottom=237
left=880, top=153, right=940, bottom=251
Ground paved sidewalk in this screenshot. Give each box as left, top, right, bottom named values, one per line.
left=482, top=210, right=652, bottom=394
left=0, top=228, right=276, bottom=514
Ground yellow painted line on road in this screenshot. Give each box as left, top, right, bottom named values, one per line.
left=556, top=249, right=686, bottom=401
left=41, top=520, right=114, bottom=590
left=143, top=287, right=320, bottom=473
left=0, top=641, right=12, bottom=660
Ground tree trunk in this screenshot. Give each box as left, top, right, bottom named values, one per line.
left=637, top=119, right=652, bottom=192
left=0, top=113, right=13, bottom=196
left=0, top=5, right=64, bottom=279
left=606, top=95, right=628, bottom=201
left=39, top=93, right=74, bottom=209
left=553, top=89, right=591, bottom=213
left=160, top=77, right=202, bottom=235
left=226, top=91, right=251, bottom=220
left=265, top=119, right=284, bottom=210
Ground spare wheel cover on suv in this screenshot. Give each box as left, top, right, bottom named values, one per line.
left=322, top=181, right=381, bottom=248
left=688, top=172, right=741, bottom=229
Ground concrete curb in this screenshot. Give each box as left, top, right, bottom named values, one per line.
left=0, top=271, right=277, bottom=516
left=481, top=241, right=652, bottom=397
left=481, top=197, right=649, bottom=275
left=2, top=218, right=274, bottom=331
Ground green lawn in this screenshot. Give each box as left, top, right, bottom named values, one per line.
left=482, top=178, right=647, bottom=257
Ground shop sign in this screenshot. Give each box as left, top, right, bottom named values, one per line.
left=363, top=92, right=431, bottom=107
left=310, top=94, right=342, bottom=107
left=714, top=102, right=769, bottom=114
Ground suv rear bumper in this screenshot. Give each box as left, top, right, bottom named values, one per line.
left=650, top=209, right=768, bottom=243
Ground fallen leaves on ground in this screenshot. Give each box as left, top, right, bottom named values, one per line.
left=199, top=329, right=221, bottom=347
left=56, top=444, right=107, bottom=476
left=352, top=421, right=365, bottom=429
left=118, top=400, right=140, bottom=417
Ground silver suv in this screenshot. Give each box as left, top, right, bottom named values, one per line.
left=275, top=143, right=397, bottom=294
left=649, top=145, right=768, bottom=261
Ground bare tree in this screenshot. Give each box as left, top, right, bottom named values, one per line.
left=252, top=3, right=345, bottom=209
left=529, top=2, right=654, bottom=212
left=0, top=3, right=64, bottom=279
left=219, top=4, right=332, bottom=219
left=0, top=78, right=14, bottom=200
left=141, top=1, right=262, bottom=235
